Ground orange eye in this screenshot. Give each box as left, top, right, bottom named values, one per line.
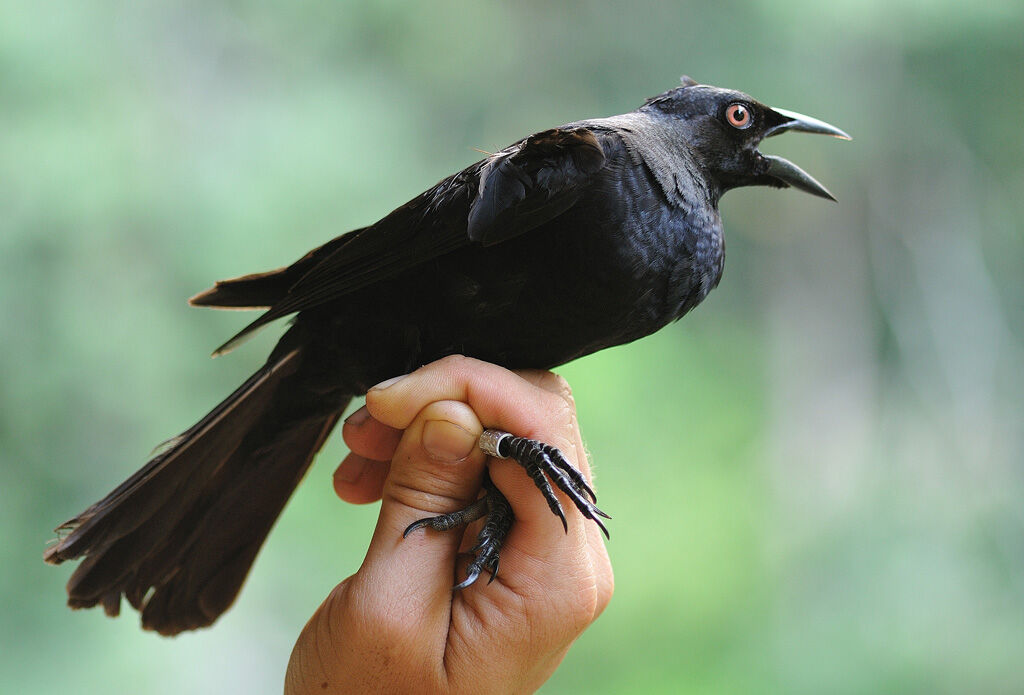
left=725, top=103, right=752, bottom=129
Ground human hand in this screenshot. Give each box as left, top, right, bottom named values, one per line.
left=285, top=355, right=613, bottom=694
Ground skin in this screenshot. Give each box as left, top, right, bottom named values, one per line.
left=285, top=356, right=614, bottom=695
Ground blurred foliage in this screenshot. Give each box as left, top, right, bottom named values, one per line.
left=2, top=1, right=1023, bottom=693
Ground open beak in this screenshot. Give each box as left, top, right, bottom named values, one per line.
left=761, top=108, right=850, bottom=201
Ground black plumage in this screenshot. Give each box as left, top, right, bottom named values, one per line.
left=45, top=77, right=848, bottom=635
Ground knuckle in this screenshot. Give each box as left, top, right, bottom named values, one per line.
left=384, top=476, right=471, bottom=517
left=434, top=353, right=473, bottom=373
left=538, top=387, right=574, bottom=425
left=539, top=394, right=577, bottom=457
left=538, top=371, right=576, bottom=408
left=551, top=373, right=575, bottom=405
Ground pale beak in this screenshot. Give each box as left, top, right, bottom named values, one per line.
left=760, top=107, right=850, bottom=200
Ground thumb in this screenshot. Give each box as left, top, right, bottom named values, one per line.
left=354, top=399, right=487, bottom=606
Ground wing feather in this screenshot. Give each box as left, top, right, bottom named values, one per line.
left=212, top=127, right=607, bottom=355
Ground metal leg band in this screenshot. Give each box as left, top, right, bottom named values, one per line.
left=478, top=429, right=512, bottom=458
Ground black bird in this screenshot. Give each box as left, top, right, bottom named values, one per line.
left=44, top=77, right=848, bottom=635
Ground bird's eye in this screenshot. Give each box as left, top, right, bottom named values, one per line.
left=725, top=103, right=752, bottom=129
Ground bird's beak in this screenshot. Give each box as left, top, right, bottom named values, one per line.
left=766, top=108, right=851, bottom=140
left=760, top=108, right=850, bottom=201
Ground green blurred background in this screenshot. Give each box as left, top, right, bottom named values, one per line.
left=3, top=1, right=1023, bottom=693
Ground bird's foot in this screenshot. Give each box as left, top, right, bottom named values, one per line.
left=404, top=469, right=513, bottom=589
left=478, top=429, right=609, bottom=539
left=403, top=430, right=610, bottom=590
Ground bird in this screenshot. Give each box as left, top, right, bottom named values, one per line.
left=44, top=76, right=849, bottom=635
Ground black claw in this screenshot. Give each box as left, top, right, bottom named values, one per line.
left=580, top=496, right=610, bottom=521
left=545, top=445, right=597, bottom=502
left=403, top=518, right=431, bottom=538
left=453, top=567, right=481, bottom=591
left=542, top=491, right=569, bottom=533
left=533, top=449, right=605, bottom=532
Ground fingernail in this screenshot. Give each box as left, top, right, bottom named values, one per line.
left=422, top=420, right=478, bottom=462
left=344, top=407, right=370, bottom=427
left=335, top=458, right=367, bottom=484
left=370, top=374, right=408, bottom=392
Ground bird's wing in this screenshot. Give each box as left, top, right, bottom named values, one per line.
left=189, top=228, right=368, bottom=309
left=212, top=127, right=607, bottom=355
left=466, top=127, right=606, bottom=245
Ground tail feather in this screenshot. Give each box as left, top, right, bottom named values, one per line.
left=45, top=348, right=349, bottom=635
left=46, top=353, right=298, bottom=563
left=141, top=414, right=339, bottom=634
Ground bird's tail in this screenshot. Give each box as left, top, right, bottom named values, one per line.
left=44, top=348, right=348, bottom=635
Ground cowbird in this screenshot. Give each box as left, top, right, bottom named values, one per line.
left=44, top=76, right=848, bottom=635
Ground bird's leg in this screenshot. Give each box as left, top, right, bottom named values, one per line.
left=404, top=430, right=610, bottom=590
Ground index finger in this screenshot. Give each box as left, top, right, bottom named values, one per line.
left=366, top=355, right=579, bottom=460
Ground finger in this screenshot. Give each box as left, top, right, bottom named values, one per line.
left=515, top=368, right=575, bottom=407
left=333, top=453, right=389, bottom=504
left=342, top=406, right=403, bottom=462
left=367, top=356, right=577, bottom=455
left=518, top=370, right=613, bottom=612
left=354, top=399, right=486, bottom=616
left=366, top=356, right=596, bottom=588
left=484, top=453, right=594, bottom=593
left=559, top=411, right=614, bottom=618
left=514, top=368, right=592, bottom=481
left=487, top=371, right=614, bottom=629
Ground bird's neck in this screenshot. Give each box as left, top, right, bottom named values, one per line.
left=582, top=112, right=719, bottom=209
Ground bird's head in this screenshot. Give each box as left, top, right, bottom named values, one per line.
left=641, top=76, right=850, bottom=201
